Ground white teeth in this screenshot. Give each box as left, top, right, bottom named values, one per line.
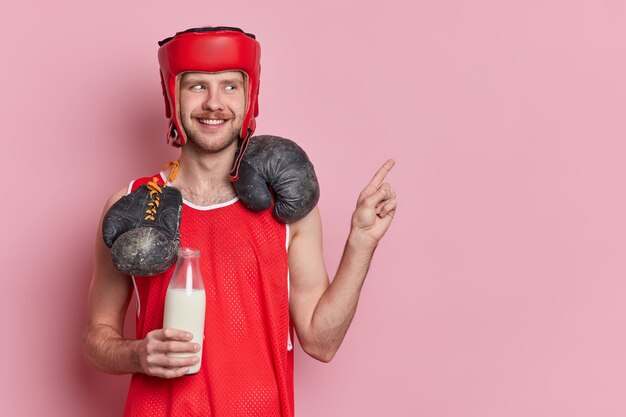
left=199, top=119, right=225, bottom=125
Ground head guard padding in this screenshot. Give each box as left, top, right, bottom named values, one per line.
left=157, top=27, right=261, bottom=148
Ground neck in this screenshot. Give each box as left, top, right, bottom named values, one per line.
left=167, top=140, right=238, bottom=205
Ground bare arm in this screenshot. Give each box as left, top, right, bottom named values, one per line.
left=289, top=160, right=397, bottom=362
left=82, top=188, right=199, bottom=378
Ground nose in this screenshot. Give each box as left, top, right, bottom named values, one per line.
left=202, top=87, right=224, bottom=112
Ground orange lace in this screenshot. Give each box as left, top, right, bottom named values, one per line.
left=144, top=160, right=180, bottom=221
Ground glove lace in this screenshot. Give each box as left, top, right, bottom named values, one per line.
left=144, top=160, right=180, bottom=221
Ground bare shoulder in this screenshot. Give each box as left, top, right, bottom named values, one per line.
left=94, top=184, right=131, bottom=277
left=96, top=185, right=129, bottom=263
left=103, top=186, right=130, bottom=214
left=87, top=185, right=134, bottom=330
left=287, top=205, right=329, bottom=330
left=289, top=206, right=322, bottom=241
left=287, top=206, right=327, bottom=286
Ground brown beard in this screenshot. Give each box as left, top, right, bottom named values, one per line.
left=181, top=115, right=243, bottom=153
left=185, top=127, right=239, bottom=153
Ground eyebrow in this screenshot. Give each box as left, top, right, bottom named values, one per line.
left=220, top=78, right=243, bottom=86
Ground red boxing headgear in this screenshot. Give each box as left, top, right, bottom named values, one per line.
left=157, top=27, right=261, bottom=147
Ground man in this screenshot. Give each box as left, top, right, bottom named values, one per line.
left=83, top=27, right=397, bottom=416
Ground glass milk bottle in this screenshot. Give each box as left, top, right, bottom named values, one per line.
left=163, top=248, right=206, bottom=375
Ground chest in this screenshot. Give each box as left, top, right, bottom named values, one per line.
left=176, top=200, right=288, bottom=290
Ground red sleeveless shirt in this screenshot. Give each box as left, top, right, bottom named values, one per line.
left=123, top=173, right=294, bottom=417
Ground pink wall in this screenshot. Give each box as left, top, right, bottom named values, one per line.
left=3, top=0, right=626, bottom=415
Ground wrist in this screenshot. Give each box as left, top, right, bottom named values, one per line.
left=129, top=339, right=146, bottom=374
left=347, top=228, right=378, bottom=253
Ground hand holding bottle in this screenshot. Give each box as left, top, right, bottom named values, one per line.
left=135, top=328, right=200, bottom=378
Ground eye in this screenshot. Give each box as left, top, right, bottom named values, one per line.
left=225, top=85, right=236, bottom=91
left=190, top=85, right=204, bottom=91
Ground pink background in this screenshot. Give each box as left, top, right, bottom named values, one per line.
left=2, top=0, right=626, bottom=416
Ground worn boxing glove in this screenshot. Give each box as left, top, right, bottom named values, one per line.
left=102, top=182, right=182, bottom=276
left=233, top=135, right=320, bottom=223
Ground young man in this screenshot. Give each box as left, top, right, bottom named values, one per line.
left=83, top=27, right=397, bottom=416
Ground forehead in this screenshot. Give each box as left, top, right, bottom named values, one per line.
left=180, top=71, right=244, bottom=83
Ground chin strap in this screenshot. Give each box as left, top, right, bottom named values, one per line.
left=228, top=129, right=252, bottom=182
left=167, top=121, right=183, bottom=147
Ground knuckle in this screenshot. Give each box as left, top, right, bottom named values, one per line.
left=145, top=340, right=156, bottom=352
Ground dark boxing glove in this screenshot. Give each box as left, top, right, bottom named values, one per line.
left=233, top=135, right=320, bottom=223
left=102, top=135, right=318, bottom=275
left=102, top=181, right=182, bottom=276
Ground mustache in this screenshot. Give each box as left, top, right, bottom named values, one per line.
left=191, top=112, right=234, bottom=120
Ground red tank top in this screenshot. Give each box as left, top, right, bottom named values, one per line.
left=123, top=173, right=294, bottom=417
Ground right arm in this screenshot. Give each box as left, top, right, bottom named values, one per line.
left=82, top=188, right=199, bottom=378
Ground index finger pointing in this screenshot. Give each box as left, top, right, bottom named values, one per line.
left=367, top=159, right=395, bottom=190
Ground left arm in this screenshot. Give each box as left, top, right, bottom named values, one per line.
left=288, top=160, right=397, bottom=362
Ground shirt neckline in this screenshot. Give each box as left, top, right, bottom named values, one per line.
left=159, top=171, right=240, bottom=211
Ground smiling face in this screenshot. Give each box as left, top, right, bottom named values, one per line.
left=178, top=71, right=246, bottom=153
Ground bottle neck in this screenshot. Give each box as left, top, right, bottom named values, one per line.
left=170, top=249, right=203, bottom=290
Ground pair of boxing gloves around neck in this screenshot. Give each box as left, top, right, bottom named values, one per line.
left=102, top=135, right=320, bottom=277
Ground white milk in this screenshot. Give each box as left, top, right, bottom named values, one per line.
left=163, top=288, right=206, bottom=374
